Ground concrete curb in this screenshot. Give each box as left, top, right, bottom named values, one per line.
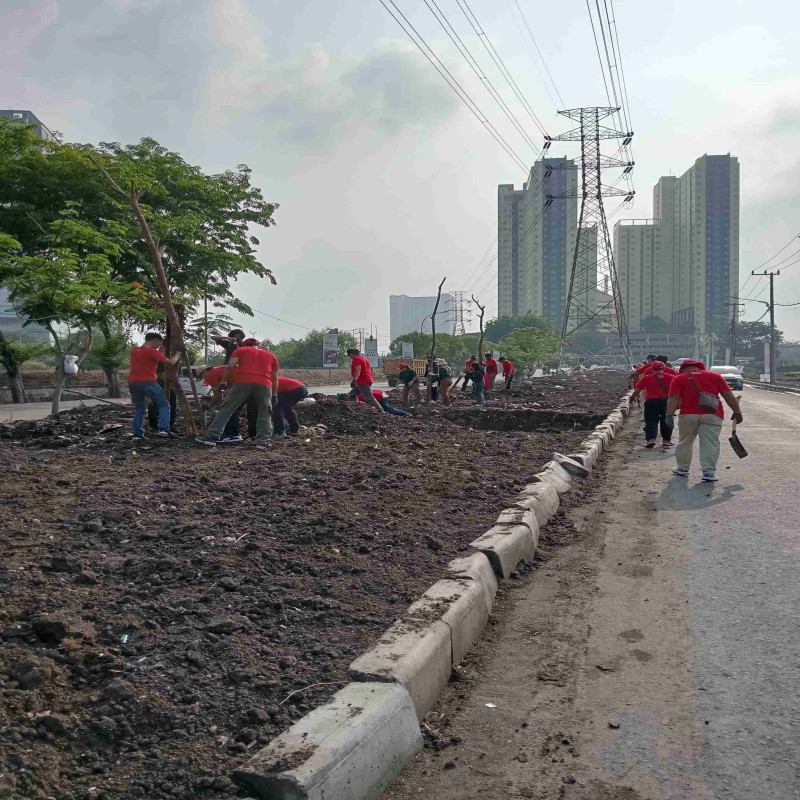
left=234, top=682, right=422, bottom=800
left=234, top=390, right=632, bottom=799
left=744, top=380, right=800, bottom=395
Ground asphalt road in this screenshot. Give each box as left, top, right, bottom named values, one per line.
left=388, top=386, right=800, bottom=800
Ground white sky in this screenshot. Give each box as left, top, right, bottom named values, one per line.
left=3, top=0, right=800, bottom=346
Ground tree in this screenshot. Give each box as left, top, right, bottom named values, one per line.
left=0, top=213, right=150, bottom=412
left=735, top=320, right=784, bottom=358
left=388, top=332, right=498, bottom=367
left=0, top=332, right=50, bottom=404
left=485, top=315, right=554, bottom=342
left=502, top=327, right=562, bottom=374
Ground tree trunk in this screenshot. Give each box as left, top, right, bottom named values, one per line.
left=0, top=331, right=27, bottom=403
left=50, top=328, right=94, bottom=417
left=428, top=277, right=446, bottom=401
left=103, top=366, right=122, bottom=398
left=52, top=369, right=67, bottom=416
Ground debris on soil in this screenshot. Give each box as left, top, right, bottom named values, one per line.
left=0, top=372, right=625, bottom=799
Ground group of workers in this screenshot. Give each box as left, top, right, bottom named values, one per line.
left=127, top=330, right=521, bottom=444
left=397, top=353, right=516, bottom=407
left=630, top=353, right=743, bottom=482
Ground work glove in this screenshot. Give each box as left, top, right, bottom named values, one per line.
left=350, top=380, right=356, bottom=389
left=732, top=412, right=743, bottom=424
left=664, top=414, right=675, bottom=429
left=173, top=343, right=187, bottom=354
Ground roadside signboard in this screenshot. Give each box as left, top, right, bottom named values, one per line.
left=322, top=333, right=338, bottom=368
left=364, top=337, right=379, bottom=368
left=401, top=341, right=414, bottom=358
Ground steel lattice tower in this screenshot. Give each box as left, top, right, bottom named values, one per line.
left=452, top=291, right=467, bottom=336
left=545, top=107, right=634, bottom=367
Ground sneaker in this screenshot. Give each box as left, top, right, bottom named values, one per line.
left=220, top=435, right=243, bottom=443
left=701, top=472, right=719, bottom=482
left=132, top=434, right=144, bottom=441
left=645, top=440, right=656, bottom=449
left=195, top=435, right=218, bottom=447
left=662, top=441, right=675, bottom=448
left=672, top=466, right=690, bottom=476
left=287, top=430, right=300, bottom=436
left=252, top=437, right=271, bottom=448
left=156, top=430, right=177, bottom=438
left=272, top=432, right=287, bottom=438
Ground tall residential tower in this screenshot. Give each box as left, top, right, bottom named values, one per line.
left=614, top=154, right=739, bottom=335
left=497, top=158, right=579, bottom=330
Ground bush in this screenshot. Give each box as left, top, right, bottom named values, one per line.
left=21, top=361, right=52, bottom=372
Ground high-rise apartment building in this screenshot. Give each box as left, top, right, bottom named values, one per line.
left=614, top=154, right=739, bottom=335
left=497, top=158, right=581, bottom=330
left=389, top=294, right=455, bottom=341
left=0, top=109, right=58, bottom=142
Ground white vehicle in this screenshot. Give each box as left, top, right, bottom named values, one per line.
left=709, top=365, right=744, bottom=390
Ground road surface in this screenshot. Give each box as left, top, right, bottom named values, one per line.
left=387, top=386, right=800, bottom=800
left=0, top=383, right=390, bottom=423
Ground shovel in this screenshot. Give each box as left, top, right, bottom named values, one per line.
left=729, top=419, right=748, bottom=459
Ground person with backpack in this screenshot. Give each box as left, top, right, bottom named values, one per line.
left=631, top=361, right=674, bottom=449
left=666, top=359, right=743, bottom=482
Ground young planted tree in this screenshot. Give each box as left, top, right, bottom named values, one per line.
left=0, top=332, right=49, bottom=404
left=471, top=295, right=486, bottom=361
left=502, top=327, right=562, bottom=374
left=0, top=216, right=148, bottom=413
left=83, top=138, right=279, bottom=434
left=427, top=278, right=446, bottom=400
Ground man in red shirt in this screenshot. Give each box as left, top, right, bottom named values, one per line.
left=196, top=339, right=279, bottom=447
left=347, top=348, right=383, bottom=411
left=666, top=359, right=743, bottom=481
left=272, top=377, right=309, bottom=437
left=499, top=356, right=516, bottom=389
left=631, top=361, right=674, bottom=449
left=128, top=332, right=184, bottom=439
left=643, top=354, right=678, bottom=377
left=462, top=356, right=476, bottom=393
left=483, top=353, right=499, bottom=390
left=346, top=389, right=409, bottom=417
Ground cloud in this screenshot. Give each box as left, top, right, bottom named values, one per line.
left=0, top=0, right=59, bottom=57
left=201, top=0, right=461, bottom=152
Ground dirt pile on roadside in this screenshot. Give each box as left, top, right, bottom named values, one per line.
left=0, top=396, right=599, bottom=800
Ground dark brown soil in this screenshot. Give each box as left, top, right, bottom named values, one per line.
left=0, top=375, right=624, bottom=800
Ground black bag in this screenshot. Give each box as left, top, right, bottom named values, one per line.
left=688, top=375, right=720, bottom=413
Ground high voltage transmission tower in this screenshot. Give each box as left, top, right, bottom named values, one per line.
left=545, top=107, right=634, bottom=368
left=452, top=291, right=468, bottom=335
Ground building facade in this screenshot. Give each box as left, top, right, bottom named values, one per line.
left=0, top=109, right=58, bottom=142
left=497, top=158, right=579, bottom=330
left=614, top=154, right=739, bottom=335
left=389, top=294, right=455, bottom=341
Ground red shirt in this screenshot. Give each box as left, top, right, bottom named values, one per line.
left=484, top=357, right=498, bottom=375
left=350, top=355, right=373, bottom=385
left=634, top=372, right=673, bottom=400
left=356, top=390, right=386, bottom=403
left=229, top=347, right=278, bottom=387
left=635, top=363, right=651, bottom=374
left=202, top=366, right=225, bottom=389
left=277, top=377, right=304, bottom=393
left=465, top=359, right=475, bottom=370
left=501, top=360, right=515, bottom=376
left=128, top=345, right=167, bottom=383
left=669, top=369, right=730, bottom=418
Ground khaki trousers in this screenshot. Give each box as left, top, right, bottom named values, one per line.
left=675, top=413, right=723, bottom=472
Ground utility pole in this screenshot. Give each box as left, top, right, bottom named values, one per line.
left=752, top=270, right=780, bottom=384
left=725, top=300, right=744, bottom=364
left=546, top=107, right=635, bottom=369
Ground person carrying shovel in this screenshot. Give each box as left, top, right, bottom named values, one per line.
left=665, top=359, right=743, bottom=482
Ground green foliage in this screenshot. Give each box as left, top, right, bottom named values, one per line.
left=502, top=327, right=562, bottom=373
left=484, top=315, right=554, bottom=342
left=84, top=331, right=130, bottom=371
left=388, top=332, right=499, bottom=366
left=736, top=320, right=784, bottom=357
left=21, top=361, right=52, bottom=372
left=8, top=342, right=51, bottom=367
left=264, top=330, right=358, bottom=369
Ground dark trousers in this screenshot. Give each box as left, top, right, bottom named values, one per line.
left=644, top=398, right=671, bottom=441
left=272, top=386, right=309, bottom=434
left=504, top=374, right=514, bottom=390
left=461, top=373, right=473, bottom=392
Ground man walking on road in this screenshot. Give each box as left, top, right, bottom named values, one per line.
left=666, top=359, right=743, bottom=481
left=631, top=360, right=674, bottom=449
left=196, top=341, right=278, bottom=447
left=347, top=348, right=383, bottom=411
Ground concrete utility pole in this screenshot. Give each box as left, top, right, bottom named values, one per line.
left=752, top=270, right=780, bottom=384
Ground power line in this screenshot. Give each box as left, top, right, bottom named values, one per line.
left=378, top=0, right=530, bottom=173
left=251, top=308, right=315, bottom=330
left=507, top=0, right=565, bottom=108
left=424, top=0, right=542, bottom=156
left=585, top=0, right=612, bottom=107
left=455, top=0, right=550, bottom=137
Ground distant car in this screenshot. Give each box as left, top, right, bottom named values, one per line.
left=710, top=365, right=744, bottom=390
left=673, top=357, right=692, bottom=367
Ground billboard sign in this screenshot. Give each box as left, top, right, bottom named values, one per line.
left=364, top=336, right=379, bottom=368
left=322, top=333, right=338, bottom=368
left=401, top=341, right=414, bottom=358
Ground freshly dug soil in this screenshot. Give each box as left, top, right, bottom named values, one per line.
left=0, top=380, right=621, bottom=800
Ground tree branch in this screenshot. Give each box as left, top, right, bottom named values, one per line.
left=471, top=295, right=486, bottom=361
left=85, top=152, right=129, bottom=199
